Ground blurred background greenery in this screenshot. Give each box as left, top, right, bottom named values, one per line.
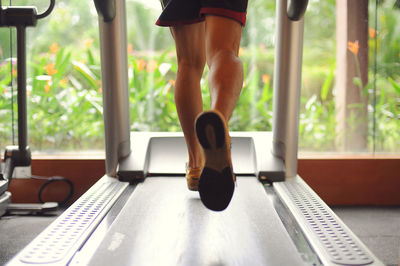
left=0, top=0, right=399, bottom=153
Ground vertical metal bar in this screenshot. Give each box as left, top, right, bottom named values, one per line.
left=97, top=0, right=131, bottom=177
left=16, top=25, right=27, bottom=152
left=272, top=0, right=305, bottom=178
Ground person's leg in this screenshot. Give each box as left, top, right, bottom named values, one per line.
left=171, top=22, right=206, bottom=170
left=195, top=15, right=245, bottom=211
left=205, top=15, right=244, bottom=121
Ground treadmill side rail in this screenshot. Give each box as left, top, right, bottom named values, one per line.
left=7, top=176, right=129, bottom=266
left=0, top=191, right=11, bottom=217
left=274, top=176, right=384, bottom=266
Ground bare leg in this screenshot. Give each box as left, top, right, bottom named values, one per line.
left=171, top=22, right=206, bottom=169
left=194, top=16, right=244, bottom=211
left=205, top=16, right=244, bottom=121
left=171, top=16, right=243, bottom=172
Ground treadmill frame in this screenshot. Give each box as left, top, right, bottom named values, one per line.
left=6, top=0, right=384, bottom=265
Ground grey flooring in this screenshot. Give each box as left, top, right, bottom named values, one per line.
left=332, top=206, right=400, bottom=266
left=0, top=210, right=61, bottom=265
left=1, top=198, right=399, bottom=265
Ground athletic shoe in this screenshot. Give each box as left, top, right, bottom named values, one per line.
left=185, top=163, right=202, bottom=191
left=195, top=110, right=235, bottom=211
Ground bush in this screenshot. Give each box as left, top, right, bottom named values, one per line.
left=0, top=0, right=399, bottom=153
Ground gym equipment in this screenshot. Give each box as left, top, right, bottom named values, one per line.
left=0, top=0, right=58, bottom=216
left=7, top=0, right=384, bottom=265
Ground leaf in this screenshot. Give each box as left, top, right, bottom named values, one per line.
left=35, top=75, right=52, bottom=81
left=87, top=49, right=95, bottom=66
left=321, top=64, right=335, bottom=101
left=55, top=51, right=72, bottom=79
left=72, top=61, right=98, bottom=90
left=353, top=77, right=363, bottom=89
left=305, top=94, right=317, bottom=110
left=388, top=77, right=400, bottom=95
left=55, top=48, right=65, bottom=66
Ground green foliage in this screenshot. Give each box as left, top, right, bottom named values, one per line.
left=231, top=53, right=274, bottom=131
left=26, top=44, right=104, bottom=150
left=372, top=75, right=400, bottom=151
left=0, top=0, right=399, bottom=153
left=374, top=0, right=400, bottom=77
left=0, top=58, right=14, bottom=143
left=128, top=50, right=180, bottom=131
left=299, top=94, right=336, bottom=151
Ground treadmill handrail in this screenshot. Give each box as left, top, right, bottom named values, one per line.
left=287, top=0, right=309, bottom=21
left=94, top=0, right=116, bottom=22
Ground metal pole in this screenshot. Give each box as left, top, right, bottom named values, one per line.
left=96, top=0, right=131, bottom=177
left=272, top=0, right=305, bottom=178
left=16, top=25, right=27, bottom=153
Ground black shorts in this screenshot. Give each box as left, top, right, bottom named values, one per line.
left=156, top=0, right=248, bottom=27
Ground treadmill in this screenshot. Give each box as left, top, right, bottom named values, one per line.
left=7, top=0, right=384, bottom=265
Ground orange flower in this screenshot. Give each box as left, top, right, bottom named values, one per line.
left=84, top=38, right=94, bottom=49
left=368, top=27, right=376, bottom=39
left=12, top=67, right=17, bottom=77
left=45, top=63, right=58, bottom=76
left=137, top=59, right=146, bottom=71
left=146, top=60, right=158, bottom=72
left=59, top=78, right=69, bottom=87
left=50, top=42, right=60, bottom=54
left=262, top=74, right=270, bottom=84
left=44, top=81, right=51, bottom=93
left=347, top=40, right=359, bottom=55
left=169, top=79, right=175, bottom=86
left=127, top=43, right=134, bottom=54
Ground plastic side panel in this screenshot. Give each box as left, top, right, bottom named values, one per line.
left=117, top=132, right=284, bottom=181
left=118, top=132, right=153, bottom=181
left=147, top=134, right=257, bottom=175
left=249, top=132, right=285, bottom=182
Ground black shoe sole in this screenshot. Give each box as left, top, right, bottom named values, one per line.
left=195, top=111, right=234, bottom=211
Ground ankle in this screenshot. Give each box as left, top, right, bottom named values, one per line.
left=188, top=152, right=204, bottom=169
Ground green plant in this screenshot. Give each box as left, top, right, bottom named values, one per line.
left=299, top=82, right=337, bottom=151
left=25, top=42, right=104, bottom=150
left=371, top=75, right=400, bottom=152
left=231, top=57, right=274, bottom=131
left=0, top=58, right=15, bottom=145
left=1, top=0, right=399, bottom=153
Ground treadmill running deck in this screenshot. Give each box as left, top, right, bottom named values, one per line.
left=87, top=177, right=305, bottom=266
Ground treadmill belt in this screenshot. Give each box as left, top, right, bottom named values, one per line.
left=88, top=177, right=305, bottom=266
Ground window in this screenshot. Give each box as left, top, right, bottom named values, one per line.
left=0, top=0, right=398, bottom=154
